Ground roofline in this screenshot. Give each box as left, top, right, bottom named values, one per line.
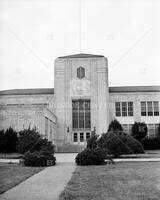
left=58, top=53, right=104, bottom=59
left=109, top=86, right=160, bottom=93
left=0, top=88, right=54, bottom=96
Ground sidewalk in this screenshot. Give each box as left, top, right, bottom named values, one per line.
left=0, top=163, right=75, bottom=200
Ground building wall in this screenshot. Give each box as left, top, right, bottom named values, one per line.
left=0, top=104, right=56, bottom=142
left=0, top=94, right=54, bottom=112
left=109, top=91, right=160, bottom=137
left=54, top=56, right=109, bottom=146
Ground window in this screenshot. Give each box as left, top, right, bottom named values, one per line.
left=115, top=102, right=133, bottom=117
left=72, top=100, right=91, bottom=129
left=141, top=101, right=159, bottom=116
left=77, top=66, right=85, bottom=79
left=148, top=124, right=155, bottom=138
left=80, top=132, right=84, bottom=142
left=147, top=101, right=153, bottom=116
left=128, top=102, right=133, bottom=116
left=122, top=102, right=127, bottom=116
left=155, top=124, right=159, bottom=137
left=73, top=132, right=78, bottom=142
left=115, top=102, right=121, bottom=116
left=141, top=102, right=146, bottom=116
left=154, top=101, right=159, bottom=116
left=86, top=132, right=91, bottom=140
left=45, top=117, right=48, bottom=138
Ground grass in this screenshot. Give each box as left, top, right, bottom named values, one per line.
left=60, top=162, right=160, bottom=200
left=0, top=163, right=44, bottom=194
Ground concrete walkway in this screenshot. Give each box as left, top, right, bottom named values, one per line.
left=0, top=163, right=75, bottom=200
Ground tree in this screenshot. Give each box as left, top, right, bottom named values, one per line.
left=5, top=127, right=17, bottom=152
left=108, top=119, right=123, bottom=132
left=131, top=122, right=147, bottom=141
left=0, top=129, right=5, bottom=152
left=86, top=128, right=98, bottom=150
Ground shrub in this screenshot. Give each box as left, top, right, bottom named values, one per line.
left=4, top=127, right=18, bottom=153
left=98, top=131, right=131, bottom=157
left=75, top=148, right=106, bottom=165
left=0, top=128, right=18, bottom=153
left=131, top=122, right=147, bottom=141
left=86, top=131, right=98, bottom=150
left=0, top=130, right=5, bottom=152
left=141, top=137, right=160, bottom=150
left=117, top=132, right=144, bottom=154
left=17, top=127, right=55, bottom=154
left=108, top=119, right=123, bottom=132
left=24, top=151, right=56, bottom=166
left=158, top=123, right=160, bottom=137
left=98, top=131, right=144, bottom=157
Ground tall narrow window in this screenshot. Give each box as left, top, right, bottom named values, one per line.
left=80, top=132, right=84, bottom=142
left=79, top=100, right=85, bottom=128
left=153, top=101, right=159, bottom=116
left=147, top=101, right=153, bottom=116
left=122, top=102, right=127, bottom=116
left=128, top=102, right=133, bottom=116
left=72, top=100, right=91, bottom=129
left=77, top=67, right=85, bottom=79
left=85, top=100, right=91, bottom=128
left=72, top=101, right=78, bottom=128
left=115, top=102, right=121, bottom=116
left=73, top=132, right=78, bottom=142
left=141, top=102, right=146, bottom=116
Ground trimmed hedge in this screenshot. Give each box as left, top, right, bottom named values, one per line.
left=75, top=148, right=106, bottom=165
left=98, top=131, right=144, bottom=157
left=24, top=151, right=56, bottom=166
left=141, top=137, right=160, bottom=150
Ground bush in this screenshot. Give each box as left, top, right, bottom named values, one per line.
left=117, top=132, right=144, bottom=154
left=108, top=119, right=123, bottom=132
left=98, top=131, right=144, bottom=157
left=0, top=130, right=5, bottom=152
left=24, top=151, right=56, bottom=166
left=5, top=127, right=18, bottom=152
left=17, top=128, right=55, bottom=154
left=75, top=148, right=106, bottom=165
left=86, top=131, right=98, bottom=150
left=158, top=123, right=160, bottom=137
left=0, top=128, right=18, bottom=153
left=98, top=131, right=131, bottom=157
left=131, top=122, right=147, bottom=141
left=141, top=137, right=160, bottom=150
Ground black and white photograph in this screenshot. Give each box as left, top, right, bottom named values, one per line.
left=0, top=0, right=160, bottom=199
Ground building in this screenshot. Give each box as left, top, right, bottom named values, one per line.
left=0, top=53, right=160, bottom=151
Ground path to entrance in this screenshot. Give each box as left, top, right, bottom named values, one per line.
left=0, top=162, right=76, bottom=200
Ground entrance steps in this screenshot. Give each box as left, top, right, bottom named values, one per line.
left=56, top=144, right=86, bottom=153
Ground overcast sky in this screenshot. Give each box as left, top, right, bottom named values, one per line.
left=0, top=0, right=160, bottom=90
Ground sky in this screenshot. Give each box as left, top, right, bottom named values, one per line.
left=0, top=0, right=160, bottom=90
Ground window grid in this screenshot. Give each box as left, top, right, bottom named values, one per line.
left=141, top=101, right=159, bottom=116
left=72, top=100, right=91, bottom=129
left=115, top=102, right=133, bottom=117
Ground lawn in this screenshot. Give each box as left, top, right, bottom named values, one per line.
left=0, top=163, right=44, bottom=194
left=60, top=162, right=160, bottom=200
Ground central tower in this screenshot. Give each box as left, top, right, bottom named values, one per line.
left=54, top=53, right=109, bottom=147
